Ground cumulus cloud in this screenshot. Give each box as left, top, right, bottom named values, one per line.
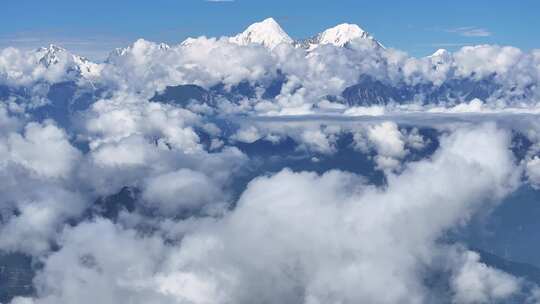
left=526, top=156, right=540, bottom=189
left=0, top=117, right=88, bottom=255
left=231, top=125, right=262, bottom=143
left=142, top=169, right=224, bottom=214
left=10, top=124, right=522, bottom=304
left=102, top=38, right=279, bottom=96
left=299, top=128, right=336, bottom=154
left=143, top=124, right=519, bottom=304
left=28, top=219, right=169, bottom=304
left=5, top=120, right=81, bottom=178
left=351, top=121, right=426, bottom=171
left=0, top=184, right=86, bottom=255
left=84, top=94, right=201, bottom=152
left=449, top=249, right=520, bottom=303
left=366, top=121, right=406, bottom=164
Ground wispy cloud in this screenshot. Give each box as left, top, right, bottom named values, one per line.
left=205, top=0, right=235, bottom=2
left=421, top=42, right=470, bottom=47
left=446, top=26, right=492, bottom=37
left=0, top=32, right=130, bottom=61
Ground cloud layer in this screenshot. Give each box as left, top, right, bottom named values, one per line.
left=2, top=22, right=540, bottom=304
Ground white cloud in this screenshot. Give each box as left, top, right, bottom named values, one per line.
left=344, top=106, right=385, bottom=116
left=85, top=94, right=201, bottom=153
left=367, top=121, right=406, bottom=158
left=90, top=135, right=152, bottom=167
left=152, top=124, right=519, bottom=303
left=450, top=249, right=520, bottom=303
left=429, top=98, right=485, bottom=113
left=29, top=219, right=171, bottom=304
left=447, top=27, right=492, bottom=37
left=6, top=120, right=81, bottom=179
left=526, top=156, right=540, bottom=189
left=351, top=121, right=416, bottom=171
left=300, top=128, right=336, bottom=154
left=232, top=126, right=262, bottom=143
left=4, top=119, right=534, bottom=304
left=0, top=186, right=86, bottom=255
left=142, top=169, right=224, bottom=213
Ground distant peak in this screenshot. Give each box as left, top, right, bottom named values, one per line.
left=108, top=40, right=170, bottom=61
left=297, top=23, right=382, bottom=50
left=260, top=17, right=279, bottom=25
left=158, top=43, right=170, bottom=50
left=230, top=17, right=293, bottom=49
left=430, top=49, right=450, bottom=57
left=36, top=44, right=69, bottom=67
left=37, top=44, right=66, bottom=54
left=428, top=49, right=452, bottom=65
left=326, top=23, right=367, bottom=35
left=33, top=44, right=101, bottom=78
left=317, top=23, right=371, bottom=47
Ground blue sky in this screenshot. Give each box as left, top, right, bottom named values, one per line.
left=0, top=0, right=538, bottom=60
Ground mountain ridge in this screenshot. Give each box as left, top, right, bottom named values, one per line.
left=35, top=44, right=102, bottom=79
left=296, top=23, right=384, bottom=50
left=228, top=17, right=383, bottom=50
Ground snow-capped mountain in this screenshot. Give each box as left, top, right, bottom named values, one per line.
left=1, top=17, right=536, bottom=114
left=107, top=40, right=170, bottom=62
left=36, top=44, right=68, bottom=67
left=72, top=54, right=102, bottom=79
left=36, top=44, right=101, bottom=78
left=179, top=37, right=199, bottom=47
left=428, top=48, right=453, bottom=66
left=297, top=23, right=383, bottom=50
left=429, top=48, right=450, bottom=58
left=228, top=18, right=382, bottom=51
left=229, top=17, right=294, bottom=49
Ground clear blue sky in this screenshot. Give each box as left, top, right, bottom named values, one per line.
left=0, top=0, right=538, bottom=60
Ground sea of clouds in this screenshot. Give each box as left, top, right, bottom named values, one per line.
left=1, top=33, right=540, bottom=303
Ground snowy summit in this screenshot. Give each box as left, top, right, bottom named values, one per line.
left=36, top=44, right=101, bottom=78
left=297, top=23, right=383, bottom=50
left=229, top=17, right=294, bottom=49
left=429, top=48, right=451, bottom=58
left=316, top=23, right=375, bottom=47
left=428, top=48, right=452, bottom=65
left=229, top=18, right=382, bottom=51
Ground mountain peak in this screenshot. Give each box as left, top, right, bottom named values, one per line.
left=429, top=49, right=450, bottom=57
left=318, top=23, right=371, bottom=47
left=38, top=44, right=66, bottom=53
left=259, top=17, right=279, bottom=26
left=428, top=49, right=452, bottom=65
left=36, top=44, right=68, bottom=59
left=230, top=17, right=293, bottom=49
left=36, top=44, right=69, bottom=67
left=108, top=39, right=171, bottom=61
left=34, top=44, right=101, bottom=78
left=297, top=23, right=382, bottom=50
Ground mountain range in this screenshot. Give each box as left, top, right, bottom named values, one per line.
left=227, top=17, right=383, bottom=50
left=2, top=17, right=540, bottom=304
left=0, top=17, right=538, bottom=127
left=44, top=17, right=386, bottom=70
